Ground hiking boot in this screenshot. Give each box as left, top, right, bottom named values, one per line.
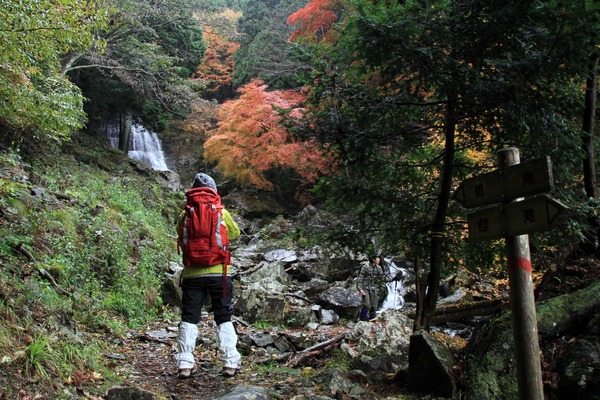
left=178, top=365, right=197, bottom=379
left=221, top=367, right=238, bottom=377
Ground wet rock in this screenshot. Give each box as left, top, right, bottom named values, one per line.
left=225, top=191, right=284, bottom=218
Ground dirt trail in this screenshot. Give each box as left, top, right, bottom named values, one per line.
left=110, top=318, right=352, bottom=399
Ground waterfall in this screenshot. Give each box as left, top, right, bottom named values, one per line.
left=106, top=123, right=120, bottom=149
left=127, top=124, right=169, bottom=171
left=380, top=257, right=406, bottom=311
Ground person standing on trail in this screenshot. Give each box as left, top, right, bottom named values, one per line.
left=355, top=255, right=400, bottom=321
left=175, top=173, right=241, bottom=379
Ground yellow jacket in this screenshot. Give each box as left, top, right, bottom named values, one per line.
left=178, top=208, right=240, bottom=279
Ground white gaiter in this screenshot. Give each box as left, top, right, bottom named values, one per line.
left=175, top=321, right=198, bottom=369
left=217, top=321, right=241, bottom=368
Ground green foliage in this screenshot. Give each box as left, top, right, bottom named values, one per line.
left=66, top=0, right=204, bottom=132
left=141, top=101, right=173, bottom=132
left=24, top=332, right=55, bottom=379
left=0, top=0, right=108, bottom=143
left=0, top=300, right=114, bottom=392
left=0, top=134, right=181, bottom=395
left=203, top=0, right=249, bottom=12
left=300, top=0, right=599, bottom=276
left=234, top=0, right=310, bottom=89
left=251, top=320, right=272, bottom=330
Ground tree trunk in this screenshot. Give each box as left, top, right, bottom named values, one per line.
left=413, top=257, right=425, bottom=330
left=582, top=53, right=599, bottom=250
left=119, top=113, right=132, bottom=152
left=87, top=93, right=97, bottom=137
left=419, top=87, right=457, bottom=329
left=407, top=299, right=505, bottom=324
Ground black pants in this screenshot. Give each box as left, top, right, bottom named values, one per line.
left=181, top=275, right=234, bottom=325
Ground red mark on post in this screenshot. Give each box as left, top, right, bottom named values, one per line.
left=508, top=257, right=532, bottom=272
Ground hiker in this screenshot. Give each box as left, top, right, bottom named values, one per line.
left=355, top=256, right=401, bottom=321
left=175, top=173, right=241, bottom=379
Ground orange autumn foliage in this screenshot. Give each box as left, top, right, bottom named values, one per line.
left=286, top=0, right=340, bottom=43
left=204, top=80, right=335, bottom=190
left=194, top=27, right=240, bottom=100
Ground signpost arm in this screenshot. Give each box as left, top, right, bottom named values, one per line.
left=498, top=148, right=544, bottom=400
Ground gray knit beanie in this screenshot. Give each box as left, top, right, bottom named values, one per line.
left=192, top=173, right=217, bottom=192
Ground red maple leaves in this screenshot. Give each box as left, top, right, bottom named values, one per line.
left=203, top=80, right=335, bottom=189
left=287, top=0, right=341, bottom=43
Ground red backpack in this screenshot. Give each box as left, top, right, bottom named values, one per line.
left=177, top=187, right=231, bottom=267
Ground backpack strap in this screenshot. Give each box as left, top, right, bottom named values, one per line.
left=222, top=264, right=227, bottom=299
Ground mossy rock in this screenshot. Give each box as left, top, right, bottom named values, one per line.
left=465, top=280, right=600, bottom=399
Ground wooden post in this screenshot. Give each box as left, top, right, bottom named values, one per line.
left=498, top=147, right=544, bottom=400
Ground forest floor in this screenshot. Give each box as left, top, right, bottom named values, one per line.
left=2, top=256, right=598, bottom=400
left=103, top=319, right=405, bottom=400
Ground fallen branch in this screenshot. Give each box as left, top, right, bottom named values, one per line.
left=16, top=244, right=71, bottom=297
left=405, top=299, right=506, bottom=324
left=136, top=334, right=171, bottom=346
left=285, top=350, right=322, bottom=368
left=232, top=315, right=250, bottom=327
left=258, top=333, right=348, bottom=368
left=298, top=332, right=347, bottom=354
left=238, top=261, right=268, bottom=276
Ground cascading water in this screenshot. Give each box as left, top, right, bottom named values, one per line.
left=380, top=257, right=406, bottom=311
left=128, top=124, right=169, bottom=171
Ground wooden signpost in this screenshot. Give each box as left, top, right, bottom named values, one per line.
left=453, top=148, right=568, bottom=400
left=467, top=194, right=567, bottom=241
left=454, top=156, right=554, bottom=209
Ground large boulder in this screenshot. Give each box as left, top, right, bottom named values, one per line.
left=317, top=287, right=361, bottom=319
left=242, top=261, right=289, bottom=285
left=301, top=278, right=330, bottom=299
left=265, top=249, right=297, bottom=264
left=161, top=263, right=183, bottom=308
left=235, top=279, right=286, bottom=324
left=284, top=305, right=318, bottom=327
left=465, top=280, right=600, bottom=400
left=407, top=330, right=458, bottom=398
left=557, top=313, right=600, bottom=400
left=155, top=169, right=182, bottom=191
left=340, top=311, right=413, bottom=374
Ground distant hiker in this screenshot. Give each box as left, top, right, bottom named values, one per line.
left=355, top=256, right=401, bottom=321
left=175, top=173, right=241, bottom=379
